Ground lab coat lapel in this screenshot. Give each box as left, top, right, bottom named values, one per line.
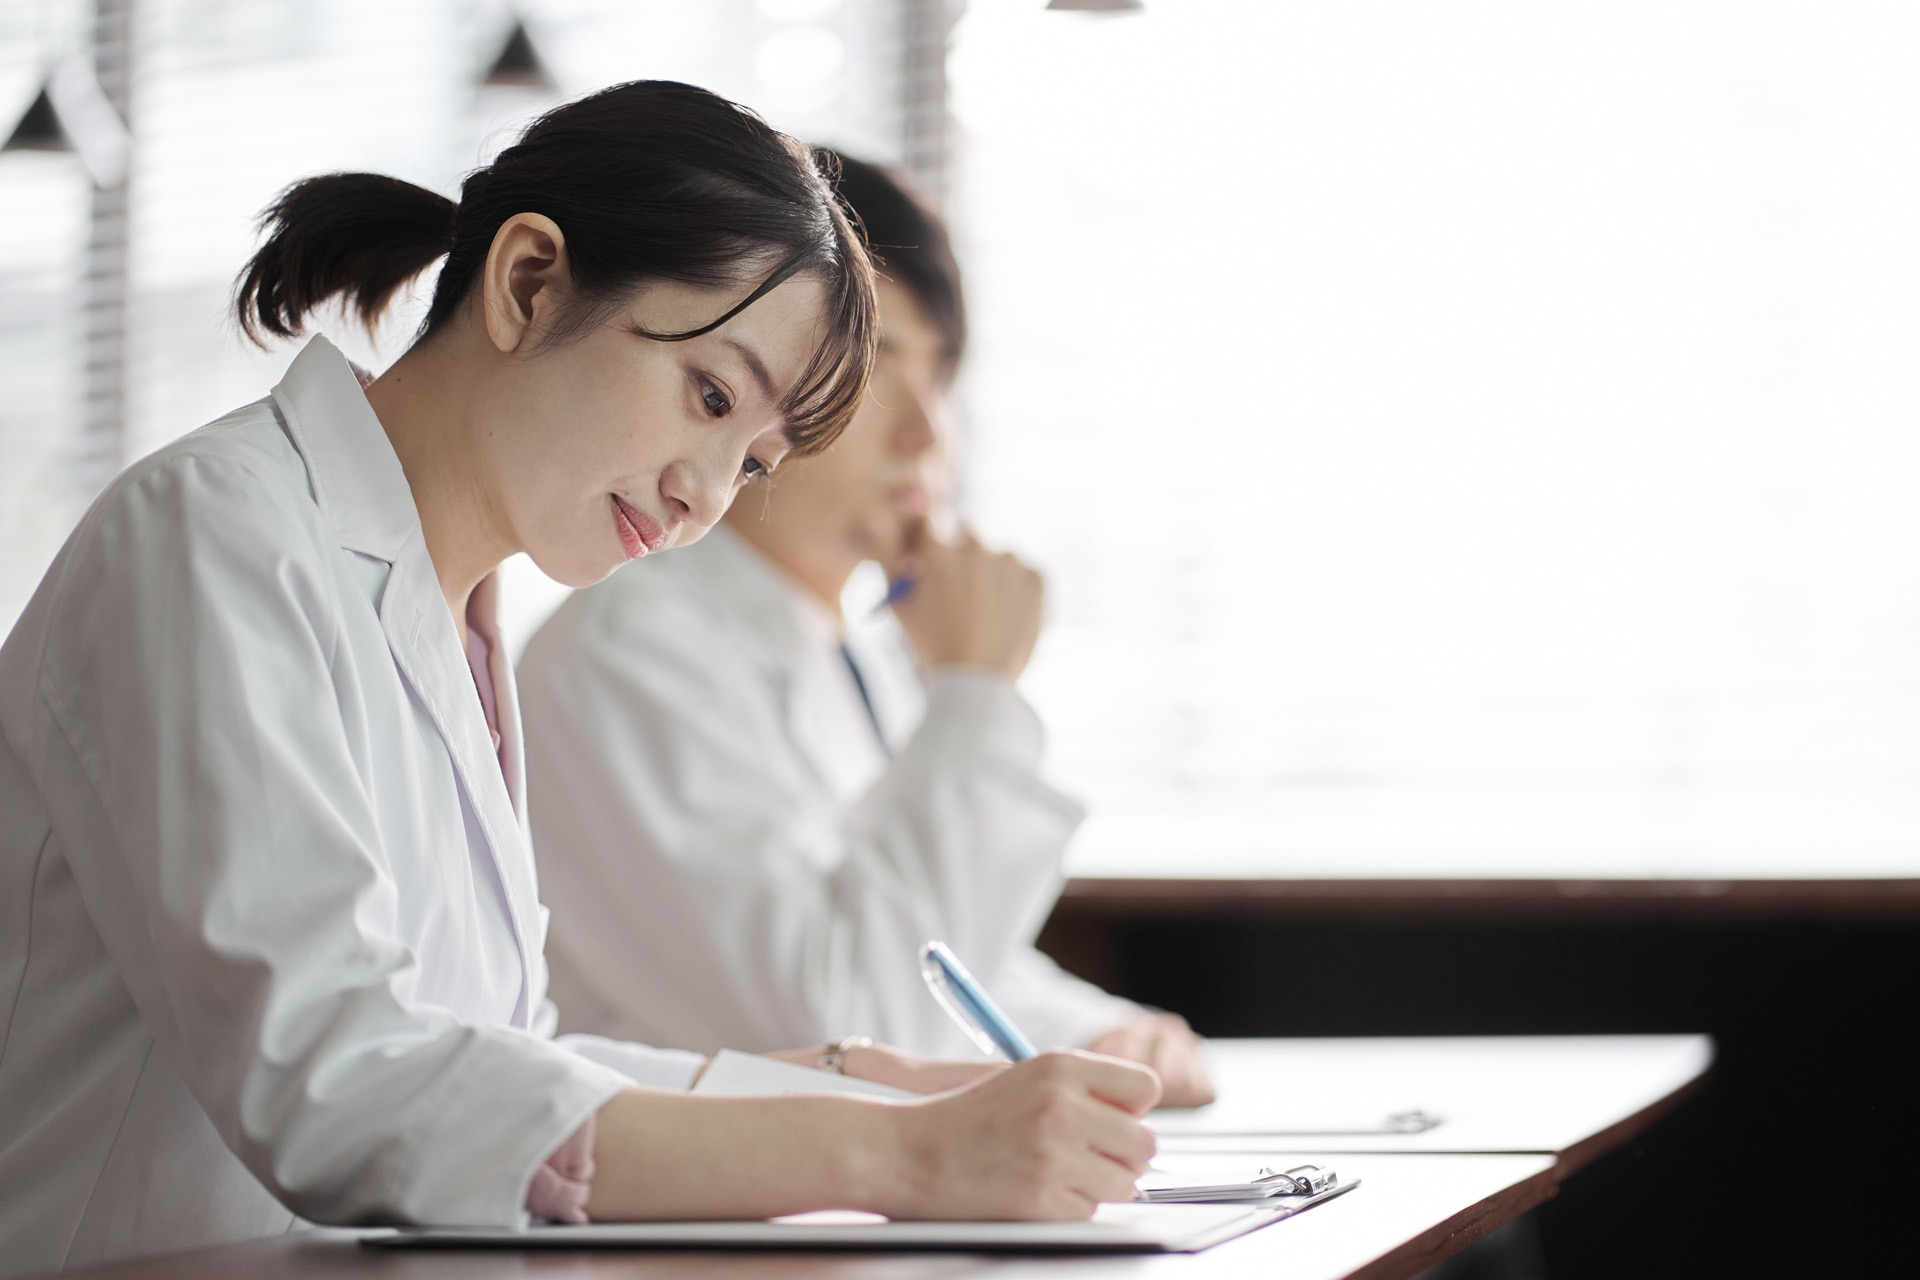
left=690, top=528, right=819, bottom=762
left=270, top=337, right=541, bottom=1026
left=696, top=527, right=879, bottom=794
left=375, top=555, right=542, bottom=1024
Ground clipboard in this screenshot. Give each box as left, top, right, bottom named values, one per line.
left=366, top=1187, right=1356, bottom=1255
left=1138, top=1162, right=1349, bottom=1203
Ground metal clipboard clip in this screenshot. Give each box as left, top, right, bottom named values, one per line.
left=1253, top=1164, right=1341, bottom=1196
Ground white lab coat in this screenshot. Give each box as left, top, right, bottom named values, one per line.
left=518, top=524, right=1139, bottom=1060
left=0, top=337, right=701, bottom=1276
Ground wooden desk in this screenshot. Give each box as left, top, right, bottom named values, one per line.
left=43, top=1036, right=1702, bottom=1280
left=1034, top=884, right=1907, bottom=1273
left=45, top=1154, right=1558, bottom=1280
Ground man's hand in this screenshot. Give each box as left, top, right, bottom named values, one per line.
left=887, top=527, right=1045, bottom=680
left=1086, top=1013, right=1216, bottom=1109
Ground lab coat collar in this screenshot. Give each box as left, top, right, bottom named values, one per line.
left=270, top=336, right=421, bottom=561
left=681, top=524, right=913, bottom=777
left=697, top=529, right=909, bottom=687
left=668, top=528, right=861, bottom=788
left=271, top=336, right=541, bottom=1026
left=681, top=524, right=826, bottom=659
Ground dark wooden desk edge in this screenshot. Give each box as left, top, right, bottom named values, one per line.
left=39, top=1164, right=1563, bottom=1280
left=1052, top=877, right=1920, bottom=924
left=1554, top=1064, right=1712, bottom=1179
left=1345, top=1162, right=1560, bottom=1280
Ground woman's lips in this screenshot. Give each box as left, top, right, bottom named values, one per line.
left=889, top=485, right=931, bottom=516
left=610, top=494, right=666, bottom=560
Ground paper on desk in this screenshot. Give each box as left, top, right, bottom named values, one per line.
left=691, top=1049, right=915, bottom=1101
left=370, top=1201, right=1297, bottom=1253
left=1148, top=1036, right=1711, bottom=1154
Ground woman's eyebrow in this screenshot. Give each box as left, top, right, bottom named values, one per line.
left=723, top=338, right=778, bottom=404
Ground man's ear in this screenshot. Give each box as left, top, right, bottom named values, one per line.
left=480, top=213, right=570, bottom=354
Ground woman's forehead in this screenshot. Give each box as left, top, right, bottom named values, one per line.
left=682, top=279, right=829, bottom=391
left=626, top=274, right=823, bottom=335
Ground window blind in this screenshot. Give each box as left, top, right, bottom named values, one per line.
left=0, top=0, right=906, bottom=655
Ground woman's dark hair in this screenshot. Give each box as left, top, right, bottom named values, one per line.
left=821, top=151, right=966, bottom=367
left=234, top=81, right=876, bottom=456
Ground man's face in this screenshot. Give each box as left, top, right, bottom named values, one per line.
left=726, top=277, right=950, bottom=569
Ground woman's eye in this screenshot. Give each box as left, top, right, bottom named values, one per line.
left=699, top=380, right=731, bottom=417
left=742, top=456, right=771, bottom=482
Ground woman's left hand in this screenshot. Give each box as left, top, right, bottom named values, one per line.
left=764, top=1043, right=1004, bottom=1095
left=1086, top=1013, right=1217, bottom=1109
left=844, top=1042, right=1005, bottom=1094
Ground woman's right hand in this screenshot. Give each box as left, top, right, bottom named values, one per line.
left=874, top=1051, right=1161, bottom=1221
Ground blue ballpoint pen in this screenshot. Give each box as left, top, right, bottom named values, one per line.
left=870, top=573, right=916, bottom=617
left=919, top=940, right=1037, bottom=1062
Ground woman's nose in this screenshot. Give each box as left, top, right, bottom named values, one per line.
left=658, top=459, right=731, bottom=529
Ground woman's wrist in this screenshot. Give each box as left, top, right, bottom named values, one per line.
left=820, top=1036, right=873, bottom=1074
left=838, top=1041, right=895, bottom=1086
left=761, top=1041, right=1002, bottom=1095
left=838, top=1093, right=927, bottom=1218
left=588, top=1086, right=924, bottom=1222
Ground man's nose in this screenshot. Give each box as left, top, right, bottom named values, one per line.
left=891, top=385, right=940, bottom=457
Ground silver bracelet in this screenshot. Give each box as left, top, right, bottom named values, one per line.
left=820, top=1035, right=873, bottom=1075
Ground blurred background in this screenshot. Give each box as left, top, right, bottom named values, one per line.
left=3, top=1, right=1917, bottom=1272
left=5, top=0, right=1919, bottom=883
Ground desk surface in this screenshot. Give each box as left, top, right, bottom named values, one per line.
left=51, top=1154, right=1558, bottom=1280
left=1153, top=1035, right=1711, bottom=1172
left=42, top=1036, right=1702, bottom=1280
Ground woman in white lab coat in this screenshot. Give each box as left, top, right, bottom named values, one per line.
left=518, top=156, right=1214, bottom=1105
left=0, top=84, right=1158, bottom=1275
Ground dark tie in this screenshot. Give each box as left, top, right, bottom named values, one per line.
left=839, top=642, right=893, bottom=758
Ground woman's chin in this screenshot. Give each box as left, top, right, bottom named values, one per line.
left=530, top=548, right=623, bottom=591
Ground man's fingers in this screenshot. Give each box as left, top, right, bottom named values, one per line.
left=1136, top=1022, right=1170, bottom=1078
left=1075, top=1051, right=1164, bottom=1116
left=887, top=514, right=930, bottom=570
left=1090, top=1023, right=1151, bottom=1064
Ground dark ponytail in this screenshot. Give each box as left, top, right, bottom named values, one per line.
left=233, top=80, right=876, bottom=456
left=235, top=174, right=454, bottom=346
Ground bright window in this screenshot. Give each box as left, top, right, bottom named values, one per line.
left=950, top=1, right=1920, bottom=878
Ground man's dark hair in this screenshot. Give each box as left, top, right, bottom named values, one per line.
left=821, top=152, right=965, bottom=368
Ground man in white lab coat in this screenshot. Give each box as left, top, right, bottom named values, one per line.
left=519, top=155, right=1213, bottom=1105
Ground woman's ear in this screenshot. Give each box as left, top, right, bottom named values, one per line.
left=480, top=213, right=570, bottom=354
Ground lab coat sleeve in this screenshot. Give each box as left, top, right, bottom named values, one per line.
left=527, top=930, right=705, bottom=1089
left=555, top=1034, right=704, bottom=1091
left=991, top=948, right=1143, bottom=1052
left=19, top=454, right=632, bottom=1228
left=523, top=588, right=1112, bottom=1055
left=863, top=674, right=1143, bottom=1050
